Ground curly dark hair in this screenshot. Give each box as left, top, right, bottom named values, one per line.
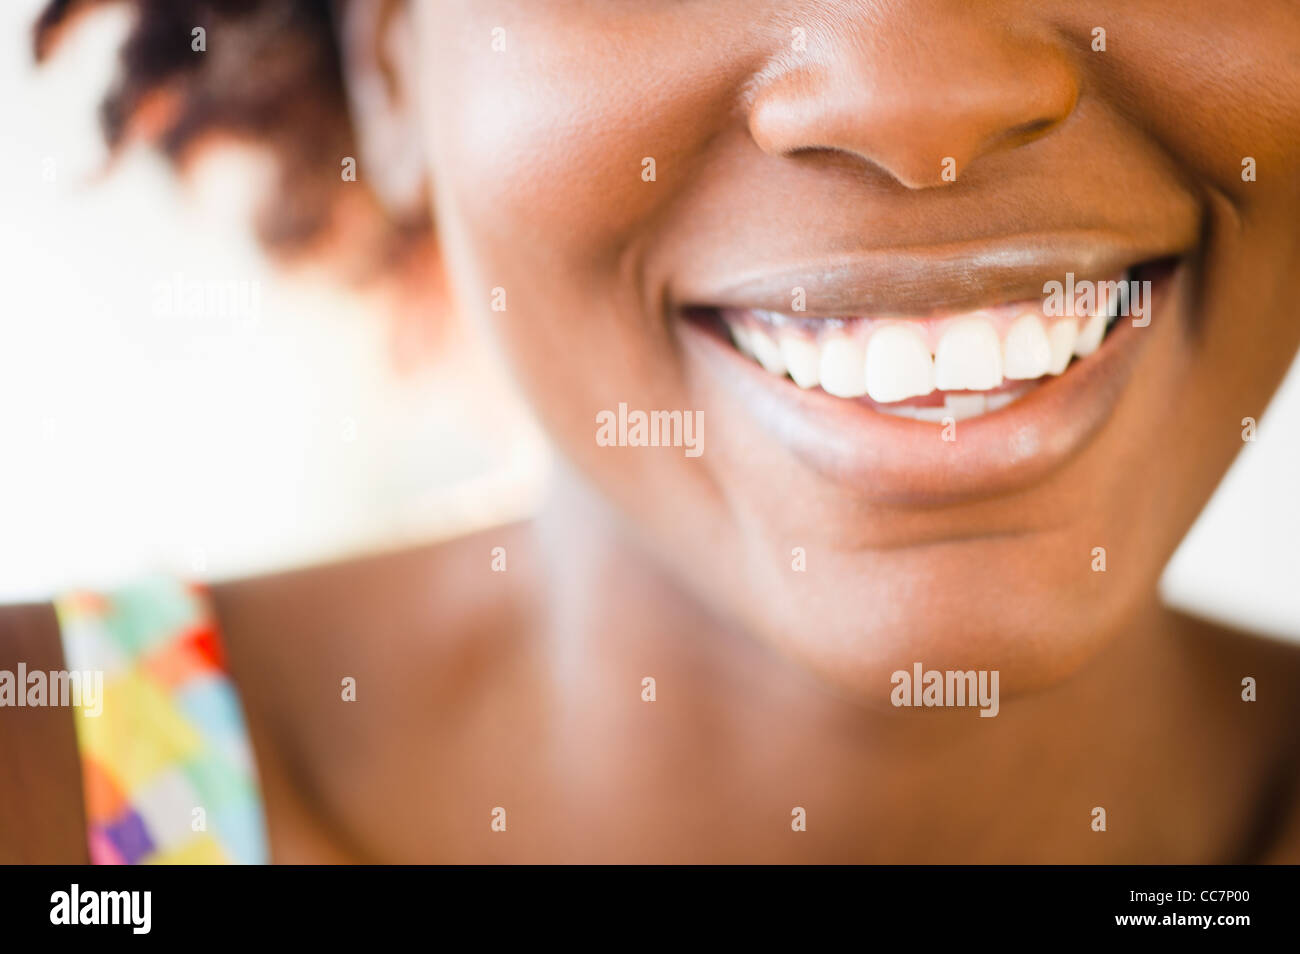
left=34, top=0, right=428, bottom=279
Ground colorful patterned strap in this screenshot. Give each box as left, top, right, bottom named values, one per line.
left=54, top=578, right=268, bottom=864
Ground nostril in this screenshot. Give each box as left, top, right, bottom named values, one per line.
left=1012, top=116, right=1058, bottom=141
left=743, top=17, right=1080, bottom=191
left=990, top=113, right=1068, bottom=154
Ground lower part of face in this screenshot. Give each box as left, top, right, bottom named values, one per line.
left=412, top=0, right=1300, bottom=699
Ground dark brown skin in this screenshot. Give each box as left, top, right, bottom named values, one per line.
left=0, top=603, right=88, bottom=863
left=5, top=527, right=1300, bottom=863
left=5, top=0, right=1300, bottom=862
left=211, top=514, right=1300, bottom=864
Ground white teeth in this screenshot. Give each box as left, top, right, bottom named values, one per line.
left=1073, top=311, right=1107, bottom=357
left=749, top=326, right=787, bottom=375
left=1047, top=318, right=1078, bottom=374
left=818, top=332, right=869, bottom=397
left=877, top=404, right=917, bottom=419
left=722, top=276, right=1126, bottom=424
left=934, top=316, right=1002, bottom=391
left=865, top=323, right=935, bottom=403
left=1002, top=313, right=1052, bottom=380
left=944, top=393, right=987, bottom=421
left=730, top=323, right=755, bottom=359
left=986, top=390, right=1018, bottom=412
left=780, top=335, right=821, bottom=389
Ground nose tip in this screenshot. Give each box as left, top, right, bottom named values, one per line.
left=747, top=22, right=1079, bottom=190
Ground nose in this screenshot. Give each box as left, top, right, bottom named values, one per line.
left=747, top=5, right=1079, bottom=189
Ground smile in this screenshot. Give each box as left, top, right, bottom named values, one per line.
left=677, top=252, right=1183, bottom=505
left=710, top=270, right=1149, bottom=422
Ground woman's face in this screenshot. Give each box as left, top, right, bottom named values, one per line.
left=396, top=1, right=1300, bottom=696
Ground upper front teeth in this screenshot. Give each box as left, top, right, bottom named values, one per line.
left=819, top=332, right=869, bottom=397
left=865, top=323, right=934, bottom=402
left=1002, top=313, right=1053, bottom=380
left=1046, top=318, right=1078, bottom=374
left=933, top=316, right=1003, bottom=391
left=724, top=295, right=1118, bottom=405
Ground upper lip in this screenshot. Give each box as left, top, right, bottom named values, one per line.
left=671, top=230, right=1191, bottom=317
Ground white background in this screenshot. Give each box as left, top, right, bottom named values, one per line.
left=1, top=0, right=1297, bottom=642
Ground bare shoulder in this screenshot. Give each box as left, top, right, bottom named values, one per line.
left=210, top=519, right=544, bottom=671
left=1174, top=610, right=1300, bottom=862
left=0, top=600, right=89, bottom=862
left=207, top=522, right=548, bottom=860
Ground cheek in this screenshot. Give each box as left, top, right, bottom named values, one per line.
left=1066, top=5, right=1300, bottom=450
left=409, top=5, right=759, bottom=480
left=1072, top=4, right=1300, bottom=184
left=414, top=4, right=746, bottom=270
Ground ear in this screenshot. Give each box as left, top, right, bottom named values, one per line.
left=335, top=0, right=427, bottom=220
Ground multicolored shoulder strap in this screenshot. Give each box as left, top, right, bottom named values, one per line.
left=54, top=578, right=268, bottom=864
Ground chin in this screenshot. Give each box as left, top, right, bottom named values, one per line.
left=701, top=520, right=1154, bottom=706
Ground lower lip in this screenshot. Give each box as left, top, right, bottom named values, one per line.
left=676, top=268, right=1179, bottom=506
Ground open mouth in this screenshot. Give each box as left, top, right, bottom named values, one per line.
left=686, top=259, right=1177, bottom=423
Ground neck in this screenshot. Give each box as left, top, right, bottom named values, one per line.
left=533, top=469, right=1245, bottom=861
